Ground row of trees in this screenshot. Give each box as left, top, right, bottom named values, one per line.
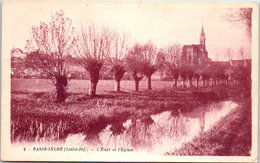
left=23, top=10, right=250, bottom=103
left=24, top=10, right=178, bottom=102
left=171, top=65, right=250, bottom=88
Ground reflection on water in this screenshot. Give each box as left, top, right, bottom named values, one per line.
left=68, top=101, right=238, bottom=154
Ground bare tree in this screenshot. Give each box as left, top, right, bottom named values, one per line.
left=73, top=24, right=112, bottom=97
left=179, top=67, right=188, bottom=88
left=106, top=32, right=128, bottom=92
left=164, top=43, right=182, bottom=87
left=201, top=68, right=210, bottom=87
left=186, top=67, right=194, bottom=87
left=171, top=66, right=180, bottom=87
left=223, top=8, right=252, bottom=37
left=155, top=49, right=167, bottom=80
left=25, top=10, right=75, bottom=103
left=126, top=43, right=145, bottom=92
left=165, top=43, right=182, bottom=66
left=141, top=42, right=157, bottom=90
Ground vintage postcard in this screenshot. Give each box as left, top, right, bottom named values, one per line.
left=1, top=0, right=259, bottom=162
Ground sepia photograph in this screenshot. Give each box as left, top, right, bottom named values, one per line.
left=1, top=0, right=258, bottom=162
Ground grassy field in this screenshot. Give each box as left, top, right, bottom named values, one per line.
left=11, top=79, right=174, bottom=93
left=11, top=78, right=251, bottom=156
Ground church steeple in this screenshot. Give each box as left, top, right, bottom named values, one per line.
left=200, top=25, right=206, bottom=46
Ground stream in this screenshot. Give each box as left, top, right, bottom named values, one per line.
left=64, top=101, right=238, bottom=154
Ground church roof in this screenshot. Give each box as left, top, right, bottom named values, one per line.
left=183, top=44, right=204, bottom=50
left=201, top=26, right=205, bottom=36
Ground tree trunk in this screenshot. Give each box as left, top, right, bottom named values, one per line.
left=113, top=66, right=125, bottom=92
left=189, top=79, right=193, bottom=88
left=147, top=75, right=152, bottom=90
left=55, top=84, right=66, bottom=103
left=196, top=79, right=199, bottom=87
left=132, top=73, right=143, bottom=92
left=173, top=79, right=177, bottom=88
left=89, top=81, right=98, bottom=97
left=132, top=73, right=144, bottom=92
left=182, top=80, right=186, bottom=88
left=115, top=80, right=121, bottom=92
left=134, top=79, right=139, bottom=92
left=55, top=75, right=67, bottom=103
left=89, top=72, right=99, bottom=97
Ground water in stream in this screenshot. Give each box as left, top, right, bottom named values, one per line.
left=65, top=101, right=238, bottom=154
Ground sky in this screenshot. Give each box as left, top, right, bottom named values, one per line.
left=5, top=0, right=254, bottom=61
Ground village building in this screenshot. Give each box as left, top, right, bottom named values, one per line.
left=181, top=26, right=211, bottom=66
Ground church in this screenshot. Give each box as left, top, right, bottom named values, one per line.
left=181, top=26, right=211, bottom=66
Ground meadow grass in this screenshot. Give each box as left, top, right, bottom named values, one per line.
left=11, top=79, right=173, bottom=93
